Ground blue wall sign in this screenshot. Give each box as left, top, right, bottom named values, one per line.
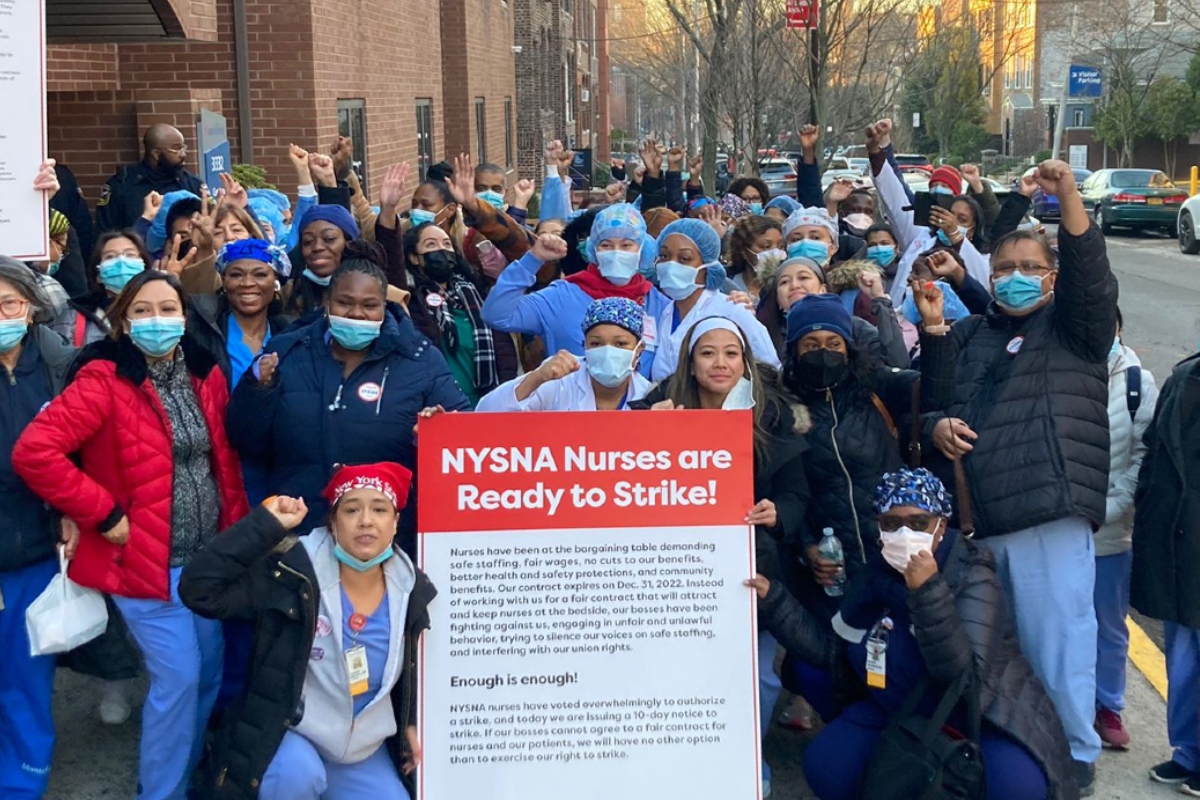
left=1069, top=65, right=1102, bottom=97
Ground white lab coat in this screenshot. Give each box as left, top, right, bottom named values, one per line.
left=649, top=289, right=781, bottom=382
left=475, top=361, right=652, bottom=412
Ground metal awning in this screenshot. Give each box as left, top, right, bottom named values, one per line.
left=47, top=0, right=188, bottom=42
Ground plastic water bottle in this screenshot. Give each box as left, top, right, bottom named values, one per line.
left=819, top=527, right=846, bottom=597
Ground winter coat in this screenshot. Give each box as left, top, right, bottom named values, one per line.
left=824, top=260, right=911, bottom=369
left=1097, top=346, right=1156, bottom=556
left=225, top=307, right=469, bottom=552
left=1132, top=353, right=1200, bottom=627
left=481, top=250, right=672, bottom=380
left=12, top=335, right=249, bottom=600
left=96, top=161, right=204, bottom=233
left=65, top=292, right=113, bottom=348
left=0, top=326, right=77, bottom=573
left=759, top=529, right=1079, bottom=800
left=178, top=506, right=436, bottom=800
left=186, top=293, right=295, bottom=385
left=919, top=223, right=1118, bottom=539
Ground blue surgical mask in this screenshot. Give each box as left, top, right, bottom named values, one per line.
left=409, top=208, right=436, bottom=227
left=334, top=542, right=395, bottom=572
left=47, top=260, right=62, bottom=276
left=303, top=268, right=332, bottom=287
left=479, top=190, right=505, bottom=210
left=787, top=239, right=830, bottom=263
left=0, top=318, right=29, bottom=352
left=865, top=245, right=896, bottom=269
left=749, top=202, right=764, bottom=214
left=936, top=226, right=970, bottom=246
left=930, top=186, right=954, bottom=196
left=328, top=315, right=382, bottom=350
left=901, top=280, right=971, bottom=325
left=656, top=260, right=701, bottom=301
left=1110, top=337, right=1122, bottom=358
left=586, top=345, right=638, bottom=389
left=992, top=272, right=1049, bottom=313
left=98, top=256, right=145, bottom=294
left=596, top=249, right=641, bottom=285
left=128, top=316, right=186, bottom=358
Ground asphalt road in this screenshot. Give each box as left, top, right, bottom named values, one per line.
left=43, top=228, right=1195, bottom=799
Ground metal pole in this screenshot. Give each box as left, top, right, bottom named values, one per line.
left=1051, top=4, right=1078, bottom=161
left=233, top=0, right=253, bottom=165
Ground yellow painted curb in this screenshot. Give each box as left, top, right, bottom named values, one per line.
left=1127, top=616, right=1168, bottom=700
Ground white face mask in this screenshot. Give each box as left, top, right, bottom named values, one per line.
left=755, top=248, right=788, bottom=265
left=722, top=376, right=756, bottom=410
left=879, top=525, right=936, bottom=574
left=585, top=345, right=638, bottom=389
left=596, top=249, right=641, bottom=285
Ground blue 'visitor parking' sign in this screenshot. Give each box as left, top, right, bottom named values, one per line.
left=1069, top=65, right=1102, bottom=97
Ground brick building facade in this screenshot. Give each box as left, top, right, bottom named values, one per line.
left=46, top=0, right=516, bottom=207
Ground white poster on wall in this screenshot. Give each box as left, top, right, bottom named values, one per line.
left=0, top=0, right=48, bottom=259
left=1068, top=145, right=1089, bottom=170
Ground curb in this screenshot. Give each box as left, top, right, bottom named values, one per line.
left=1127, top=615, right=1168, bottom=700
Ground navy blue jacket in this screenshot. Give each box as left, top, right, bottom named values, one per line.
left=225, top=307, right=469, bottom=553
left=0, top=326, right=77, bottom=572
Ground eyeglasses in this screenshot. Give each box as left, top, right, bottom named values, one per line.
left=991, top=260, right=1053, bottom=277
left=0, top=298, right=30, bottom=318
left=878, top=513, right=937, bottom=533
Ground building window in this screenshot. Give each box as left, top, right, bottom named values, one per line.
left=416, top=99, right=434, bottom=182
left=1005, top=60, right=1013, bottom=89
left=1153, top=0, right=1168, bottom=22
left=475, top=98, right=487, bottom=164
left=563, top=0, right=572, bottom=14
left=1025, top=58, right=1033, bottom=88
left=1073, top=108, right=1085, bottom=127
left=504, top=97, right=514, bottom=169
left=565, top=61, right=574, bottom=123
left=336, top=99, right=368, bottom=192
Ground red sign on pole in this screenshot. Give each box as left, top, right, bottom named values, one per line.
left=786, top=0, right=818, bottom=29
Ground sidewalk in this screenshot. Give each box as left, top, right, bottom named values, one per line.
left=45, top=655, right=1175, bottom=799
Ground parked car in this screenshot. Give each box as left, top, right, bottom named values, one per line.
left=827, top=156, right=871, bottom=176
left=1177, top=193, right=1200, bottom=254
left=1079, top=168, right=1186, bottom=235
left=758, top=158, right=798, bottom=196
left=1015, top=166, right=1092, bottom=219
left=894, top=154, right=933, bottom=171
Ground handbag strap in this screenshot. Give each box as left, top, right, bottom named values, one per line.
left=953, top=458, right=974, bottom=537
left=892, top=670, right=978, bottom=746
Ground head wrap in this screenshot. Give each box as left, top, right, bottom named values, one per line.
left=785, top=293, right=853, bottom=346
left=216, top=238, right=293, bottom=278
left=782, top=207, right=839, bottom=243
left=148, top=190, right=203, bottom=253
left=322, top=461, right=413, bottom=510
left=873, top=468, right=952, bottom=517
left=582, top=297, right=644, bottom=338
left=48, top=209, right=70, bottom=237
left=585, top=203, right=647, bottom=264
left=643, top=207, right=681, bottom=239
left=929, top=166, right=964, bottom=195
left=297, top=204, right=360, bottom=240
left=687, top=316, right=746, bottom=354
left=719, top=194, right=752, bottom=220
left=247, top=188, right=291, bottom=214
left=247, top=196, right=286, bottom=245
left=765, top=196, right=801, bottom=217
left=687, top=196, right=717, bottom=214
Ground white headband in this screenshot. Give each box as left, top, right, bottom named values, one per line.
left=688, top=316, right=747, bottom=354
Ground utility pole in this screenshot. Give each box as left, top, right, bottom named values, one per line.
left=1051, top=3, right=1079, bottom=161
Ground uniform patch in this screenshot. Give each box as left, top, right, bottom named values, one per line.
left=1006, top=336, right=1025, bottom=355
left=357, top=382, right=382, bottom=403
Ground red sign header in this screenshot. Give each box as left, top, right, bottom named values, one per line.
left=417, top=411, right=755, bottom=533
left=786, top=0, right=818, bottom=29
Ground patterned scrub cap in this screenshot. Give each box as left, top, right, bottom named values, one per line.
left=216, top=238, right=292, bottom=279
left=582, top=296, right=644, bottom=338
left=873, top=468, right=952, bottom=517
left=782, top=207, right=839, bottom=242
left=719, top=193, right=752, bottom=219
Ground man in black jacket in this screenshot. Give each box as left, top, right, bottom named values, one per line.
left=96, top=124, right=204, bottom=233
left=920, top=160, right=1117, bottom=795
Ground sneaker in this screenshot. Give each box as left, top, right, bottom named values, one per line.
left=98, top=679, right=132, bottom=725
left=1074, top=759, right=1095, bottom=797
left=1095, top=708, right=1131, bottom=750
left=1151, top=760, right=1195, bottom=785
left=1181, top=775, right=1200, bottom=797
left=777, top=696, right=814, bottom=731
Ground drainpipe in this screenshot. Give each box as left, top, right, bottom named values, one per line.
left=233, top=0, right=253, bottom=163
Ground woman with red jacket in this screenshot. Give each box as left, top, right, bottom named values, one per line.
left=13, top=270, right=248, bottom=800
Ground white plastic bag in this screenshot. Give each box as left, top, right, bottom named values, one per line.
left=25, top=547, right=108, bottom=656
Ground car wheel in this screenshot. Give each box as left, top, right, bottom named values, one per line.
left=1096, top=206, right=1113, bottom=235
left=1180, top=212, right=1200, bottom=254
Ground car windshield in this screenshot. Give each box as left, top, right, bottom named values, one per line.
left=849, top=159, right=869, bottom=169
left=759, top=164, right=793, bottom=175
left=1110, top=170, right=1174, bottom=188
left=895, top=155, right=931, bottom=167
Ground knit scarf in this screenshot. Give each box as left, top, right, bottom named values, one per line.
left=564, top=264, right=652, bottom=303
left=420, top=276, right=497, bottom=393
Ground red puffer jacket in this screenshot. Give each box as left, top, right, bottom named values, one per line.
left=13, top=336, right=249, bottom=601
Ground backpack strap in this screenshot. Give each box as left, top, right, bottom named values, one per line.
left=73, top=311, right=88, bottom=349
left=872, top=393, right=898, bottom=440
left=1126, top=365, right=1142, bottom=422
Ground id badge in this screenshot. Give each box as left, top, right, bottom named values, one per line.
left=345, top=645, right=370, bottom=696
left=642, top=313, right=658, bottom=348
left=865, top=627, right=889, bottom=690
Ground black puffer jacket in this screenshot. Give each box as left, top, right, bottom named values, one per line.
left=1132, top=354, right=1200, bottom=628
left=759, top=530, right=1078, bottom=800
left=186, top=294, right=295, bottom=385
left=920, top=224, right=1117, bottom=538
left=179, top=507, right=436, bottom=799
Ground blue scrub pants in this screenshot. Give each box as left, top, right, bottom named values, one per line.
left=259, top=731, right=410, bottom=800
left=803, top=699, right=1048, bottom=800
left=113, top=566, right=223, bottom=800
left=1094, top=550, right=1132, bottom=713
left=1164, top=623, right=1200, bottom=772
left=758, top=631, right=783, bottom=783
left=984, top=519, right=1102, bottom=763
left=0, top=558, right=58, bottom=799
